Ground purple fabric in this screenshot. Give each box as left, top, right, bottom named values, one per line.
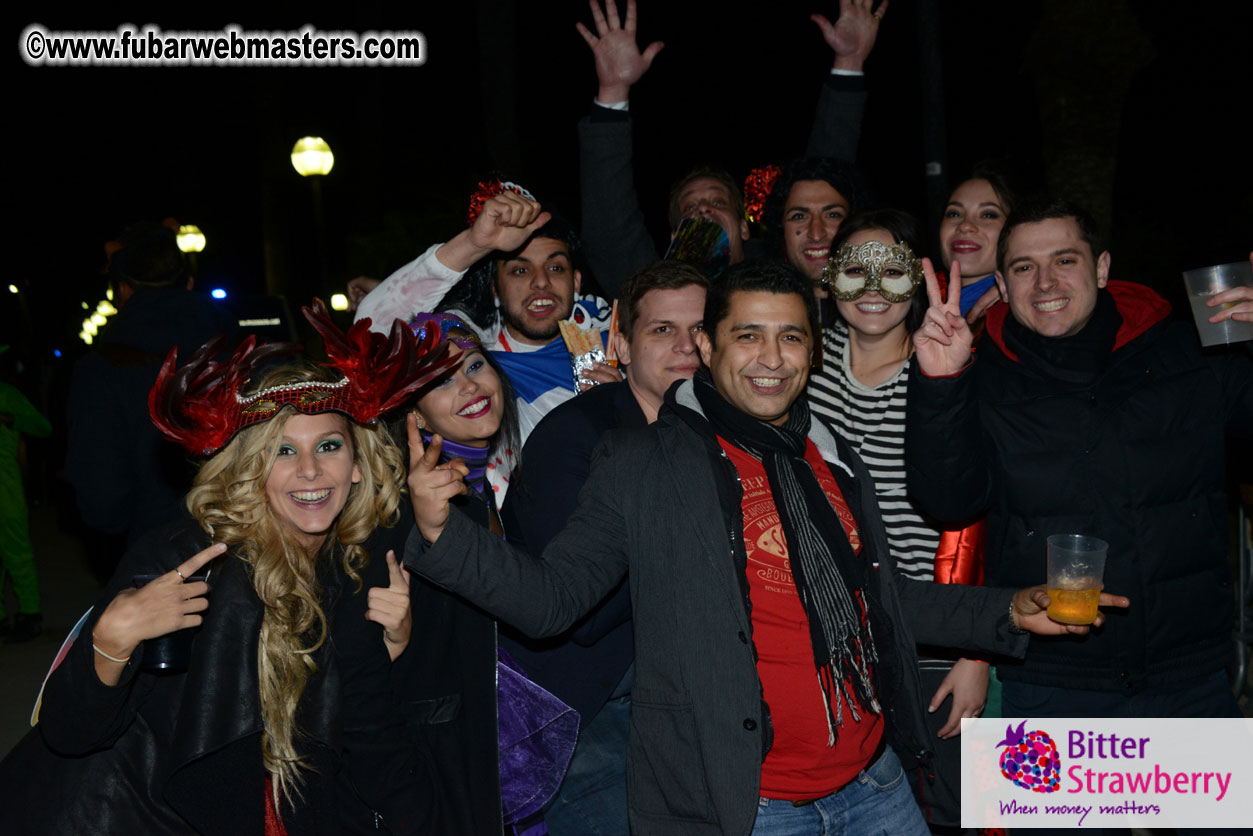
left=428, top=433, right=491, bottom=498
left=496, top=647, right=580, bottom=825
left=407, top=311, right=482, bottom=351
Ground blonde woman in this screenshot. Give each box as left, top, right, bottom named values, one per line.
left=0, top=310, right=457, bottom=835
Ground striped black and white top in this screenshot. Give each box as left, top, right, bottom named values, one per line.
left=807, top=324, right=952, bottom=670
left=808, top=323, right=942, bottom=581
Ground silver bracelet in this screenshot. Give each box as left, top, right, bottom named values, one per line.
left=92, top=643, right=132, bottom=664
left=1007, top=600, right=1029, bottom=635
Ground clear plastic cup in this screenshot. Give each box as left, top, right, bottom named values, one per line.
left=1045, top=534, right=1108, bottom=625
left=1182, top=261, right=1253, bottom=347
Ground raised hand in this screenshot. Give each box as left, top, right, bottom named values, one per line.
left=577, top=361, right=623, bottom=391
left=1206, top=253, right=1253, bottom=324
left=407, top=413, right=469, bottom=544
left=466, top=192, right=551, bottom=255
left=576, top=0, right=664, bottom=104
left=345, top=276, right=380, bottom=312
left=929, top=658, right=989, bottom=739
left=912, top=258, right=974, bottom=377
left=92, top=542, right=225, bottom=684
left=366, top=550, right=412, bottom=662
left=811, top=0, right=887, bottom=72
left=437, top=192, right=551, bottom=273
left=1010, top=586, right=1130, bottom=636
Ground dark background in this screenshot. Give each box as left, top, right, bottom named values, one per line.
left=6, top=0, right=1252, bottom=390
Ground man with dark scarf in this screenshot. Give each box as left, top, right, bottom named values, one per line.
left=907, top=198, right=1252, bottom=734
left=406, top=259, right=1120, bottom=836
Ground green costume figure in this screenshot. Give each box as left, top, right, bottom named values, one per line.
left=0, top=346, right=50, bottom=642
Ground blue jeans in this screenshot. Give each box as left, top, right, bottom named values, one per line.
left=751, top=745, right=929, bottom=836
left=542, top=695, right=630, bottom=836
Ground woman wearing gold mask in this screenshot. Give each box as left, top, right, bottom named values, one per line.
left=806, top=210, right=982, bottom=829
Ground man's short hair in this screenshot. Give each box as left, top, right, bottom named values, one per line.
left=618, top=261, right=710, bottom=338
left=703, top=259, right=818, bottom=349
left=762, top=156, right=865, bottom=256
left=667, top=166, right=745, bottom=231
left=997, top=197, right=1103, bottom=272
left=109, top=222, right=185, bottom=288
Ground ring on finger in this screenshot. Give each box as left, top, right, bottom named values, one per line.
left=175, top=568, right=186, bottom=581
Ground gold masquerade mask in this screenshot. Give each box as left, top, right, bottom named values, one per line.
left=822, top=240, right=923, bottom=303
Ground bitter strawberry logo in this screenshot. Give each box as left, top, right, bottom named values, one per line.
left=997, top=720, right=1061, bottom=793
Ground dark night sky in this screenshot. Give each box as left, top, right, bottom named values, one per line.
left=8, top=1, right=1252, bottom=369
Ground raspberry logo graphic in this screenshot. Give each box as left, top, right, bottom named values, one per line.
left=997, top=720, right=1061, bottom=793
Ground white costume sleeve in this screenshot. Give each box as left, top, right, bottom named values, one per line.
left=354, top=243, right=468, bottom=335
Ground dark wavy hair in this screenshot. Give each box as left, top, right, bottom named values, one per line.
left=762, top=157, right=866, bottom=260
left=830, top=209, right=928, bottom=334
left=436, top=214, right=587, bottom=331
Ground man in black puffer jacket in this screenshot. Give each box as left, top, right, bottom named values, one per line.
left=907, top=197, right=1252, bottom=719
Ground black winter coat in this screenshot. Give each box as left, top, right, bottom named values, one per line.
left=907, top=281, right=1252, bottom=693
left=0, top=518, right=453, bottom=835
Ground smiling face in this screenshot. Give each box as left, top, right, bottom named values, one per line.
left=834, top=228, right=917, bottom=338
left=413, top=349, right=504, bottom=447
left=495, top=236, right=581, bottom=346
left=782, top=179, right=851, bottom=285
left=615, top=284, right=706, bottom=423
left=264, top=412, right=361, bottom=554
left=697, top=290, right=813, bottom=426
left=940, top=178, right=1009, bottom=281
left=1001, top=216, right=1110, bottom=338
left=673, top=176, right=750, bottom=263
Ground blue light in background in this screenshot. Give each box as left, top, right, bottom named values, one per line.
left=53, top=349, right=62, bottom=358
left=210, top=288, right=227, bottom=300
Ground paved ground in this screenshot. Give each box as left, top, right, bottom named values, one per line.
left=0, top=503, right=102, bottom=756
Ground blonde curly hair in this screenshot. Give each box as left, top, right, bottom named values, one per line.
left=185, top=362, right=406, bottom=803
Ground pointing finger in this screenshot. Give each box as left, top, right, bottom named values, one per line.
left=179, top=542, right=227, bottom=580
left=420, top=432, right=444, bottom=471
left=407, top=413, right=427, bottom=462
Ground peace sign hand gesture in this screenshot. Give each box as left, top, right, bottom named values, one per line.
left=913, top=258, right=974, bottom=377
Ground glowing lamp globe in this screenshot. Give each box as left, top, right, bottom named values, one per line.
left=177, top=225, right=206, bottom=254
left=291, top=137, right=334, bottom=177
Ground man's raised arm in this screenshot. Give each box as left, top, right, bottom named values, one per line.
left=575, top=0, right=664, bottom=298
left=806, top=0, right=886, bottom=162
left=355, top=193, right=549, bottom=335
left=404, top=413, right=630, bottom=638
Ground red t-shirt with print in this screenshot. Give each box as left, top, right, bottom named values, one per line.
left=718, top=437, right=883, bottom=800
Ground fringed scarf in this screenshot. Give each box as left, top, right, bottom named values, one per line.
left=691, top=370, right=881, bottom=743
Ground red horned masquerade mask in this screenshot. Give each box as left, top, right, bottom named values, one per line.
left=149, top=299, right=461, bottom=456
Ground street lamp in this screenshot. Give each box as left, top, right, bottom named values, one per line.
left=291, top=136, right=334, bottom=293
left=176, top=224, right=206, bottom=277
left=290, top=137, right=334, bottom=176
left=177, top=224, right=206, bottom=254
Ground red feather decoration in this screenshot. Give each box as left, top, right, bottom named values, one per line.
left=302, top=298, right=461, bottom=424
left=743, top=164, right=782, bottom=225
left=148, top=335, right=300, bottom=456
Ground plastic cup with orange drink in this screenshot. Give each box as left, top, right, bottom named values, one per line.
left=1045, top=534, right=1108, bottom=625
